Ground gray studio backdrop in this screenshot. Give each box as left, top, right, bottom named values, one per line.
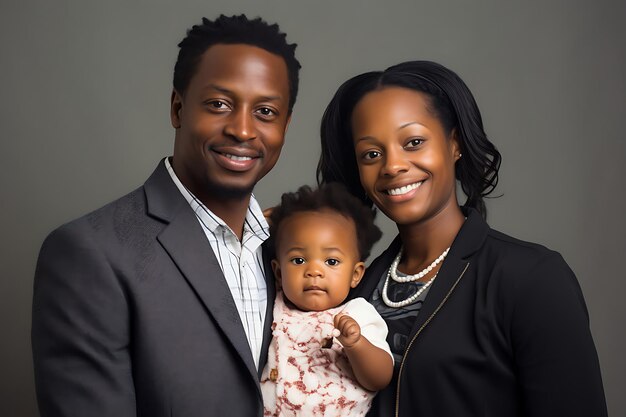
left=2, top=1, right=624, bottom=416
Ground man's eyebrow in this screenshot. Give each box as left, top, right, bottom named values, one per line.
left=202, top=84, right=282, bottom=101
left=205, top=84, right=232, bottom=94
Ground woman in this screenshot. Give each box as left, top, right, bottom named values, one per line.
left=317, top=61, right=607, bottom=417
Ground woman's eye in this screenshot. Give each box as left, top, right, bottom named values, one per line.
left=363, top=150, right=381, bottom=160
left=290, top=257, right=305, bottom=265
left=326, top=259, right=340, bottom=266
left=406, top=138, right=424, bottom=148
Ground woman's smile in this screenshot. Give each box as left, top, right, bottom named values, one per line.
left=385, top=180, right=423, bottom=196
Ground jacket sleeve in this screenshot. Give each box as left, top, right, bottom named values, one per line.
left=511, top=252, right=607, bottom=417
left=32, top=222, right=136, bottom=417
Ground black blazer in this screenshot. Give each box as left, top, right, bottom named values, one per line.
left=32, top=161, right=275, bottom=417
left=355, top=208, right=607, bottom=417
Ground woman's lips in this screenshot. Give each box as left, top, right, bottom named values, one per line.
left=385, top=181, right=423, bottom=196
left=380, top=180, right=426, bottom=203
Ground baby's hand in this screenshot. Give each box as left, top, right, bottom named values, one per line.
left=333, top=313, right=361, bottom=348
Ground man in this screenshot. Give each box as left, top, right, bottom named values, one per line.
left=32, top=15, right=300, bottom=417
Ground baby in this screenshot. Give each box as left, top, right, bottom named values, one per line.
left=261, top=184, right=393, bottom=417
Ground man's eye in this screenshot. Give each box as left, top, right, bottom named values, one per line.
left=326, top=259, right=340, bottom=266
left=207, top=100, right=229, bottom=110
left=256, top=107, right=277, bottom=118
left=290, top=257, right=305, bottom=265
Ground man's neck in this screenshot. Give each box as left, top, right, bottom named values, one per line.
left=200, top=194, right=251, bottom=241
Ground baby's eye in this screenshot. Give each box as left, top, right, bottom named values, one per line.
left=326, top=258, right=340, bottom=266
left=290, top=257, right=305, bottom=265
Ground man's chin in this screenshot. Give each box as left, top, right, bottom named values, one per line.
left=211, top=182, right=256, bottom=200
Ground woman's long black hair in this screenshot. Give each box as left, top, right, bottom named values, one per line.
left=317, top=60, right=501, bottom=219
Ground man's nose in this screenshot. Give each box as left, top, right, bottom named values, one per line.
left=224, top=109, right=257, bottom=141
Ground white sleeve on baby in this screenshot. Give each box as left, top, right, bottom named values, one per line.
left=340, top=297, right=394, bottom=362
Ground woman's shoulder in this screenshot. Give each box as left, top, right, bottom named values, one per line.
left=483, top=227, right=564, bottom=265
left=480, top=227, right=578, bottom=292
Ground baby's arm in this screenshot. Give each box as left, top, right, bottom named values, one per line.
left=334, top=313, right=393, bottom=391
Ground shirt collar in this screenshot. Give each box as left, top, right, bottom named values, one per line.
left=164, top=157, right=270, bottom=241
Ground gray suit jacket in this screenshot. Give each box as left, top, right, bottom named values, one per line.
left=32, top=161, right=275, bottom=417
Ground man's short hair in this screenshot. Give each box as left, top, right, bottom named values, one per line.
left=269, top=183, right=382, bottom=261
left=173, top=14, right=301, bottom=112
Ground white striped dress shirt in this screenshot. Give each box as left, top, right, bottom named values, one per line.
left=165, top=158, right=268, bottom=369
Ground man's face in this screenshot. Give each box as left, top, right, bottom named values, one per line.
left=171, top=43, right=291, bottom=201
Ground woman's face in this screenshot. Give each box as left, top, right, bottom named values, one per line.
left=351, top=86, right=460, bottom=226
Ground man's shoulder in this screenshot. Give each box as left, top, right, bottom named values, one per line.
left=63, top=186, right=147, bottom=231
left=42, top=185, right=159, bottom=251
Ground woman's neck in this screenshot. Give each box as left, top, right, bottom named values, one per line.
left=396, top=204, right=465, bottom=274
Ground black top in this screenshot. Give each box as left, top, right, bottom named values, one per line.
left=353, top=208, right=607, bottom=417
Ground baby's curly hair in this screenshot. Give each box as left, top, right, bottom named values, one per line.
left=269, top=183, right=382, bottom=261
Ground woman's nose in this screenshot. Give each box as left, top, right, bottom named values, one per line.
left=381, top=148, right=409, bottom=177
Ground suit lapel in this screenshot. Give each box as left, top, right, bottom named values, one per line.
left=145, top=161, right=258, bottom=383
left=258, top=245, right=276, bottom=377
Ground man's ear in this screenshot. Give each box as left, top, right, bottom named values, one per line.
left=170, top=89, right=183, bottom=129
left=271, top=259, right=282, bottom=290
left=283, top=113, right=292, bottom=135
left=350, top=262, right=366, bottom=288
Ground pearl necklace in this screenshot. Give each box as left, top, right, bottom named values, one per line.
left=382, top=269, right=437, bottom=308
left=381, top=246, right=450, bottom=308
left=390, top=246, right=450, bottom=282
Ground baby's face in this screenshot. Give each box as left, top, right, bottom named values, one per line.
left=272, top=210, right=365, bottom=311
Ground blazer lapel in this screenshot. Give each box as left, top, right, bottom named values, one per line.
left=407, top=254, right=470, bottom=338
left=258, top=245, right=276, bottom=377
left=407, top=208, right=488, bottom=338
left=144, top=161, right=258, bottom=382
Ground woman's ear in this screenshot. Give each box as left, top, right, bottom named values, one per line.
left=450, top=128, right=462, bottom=161
left=271, top=259, right=282, bottom=290
left=350, top=262, right=366, bottom=288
